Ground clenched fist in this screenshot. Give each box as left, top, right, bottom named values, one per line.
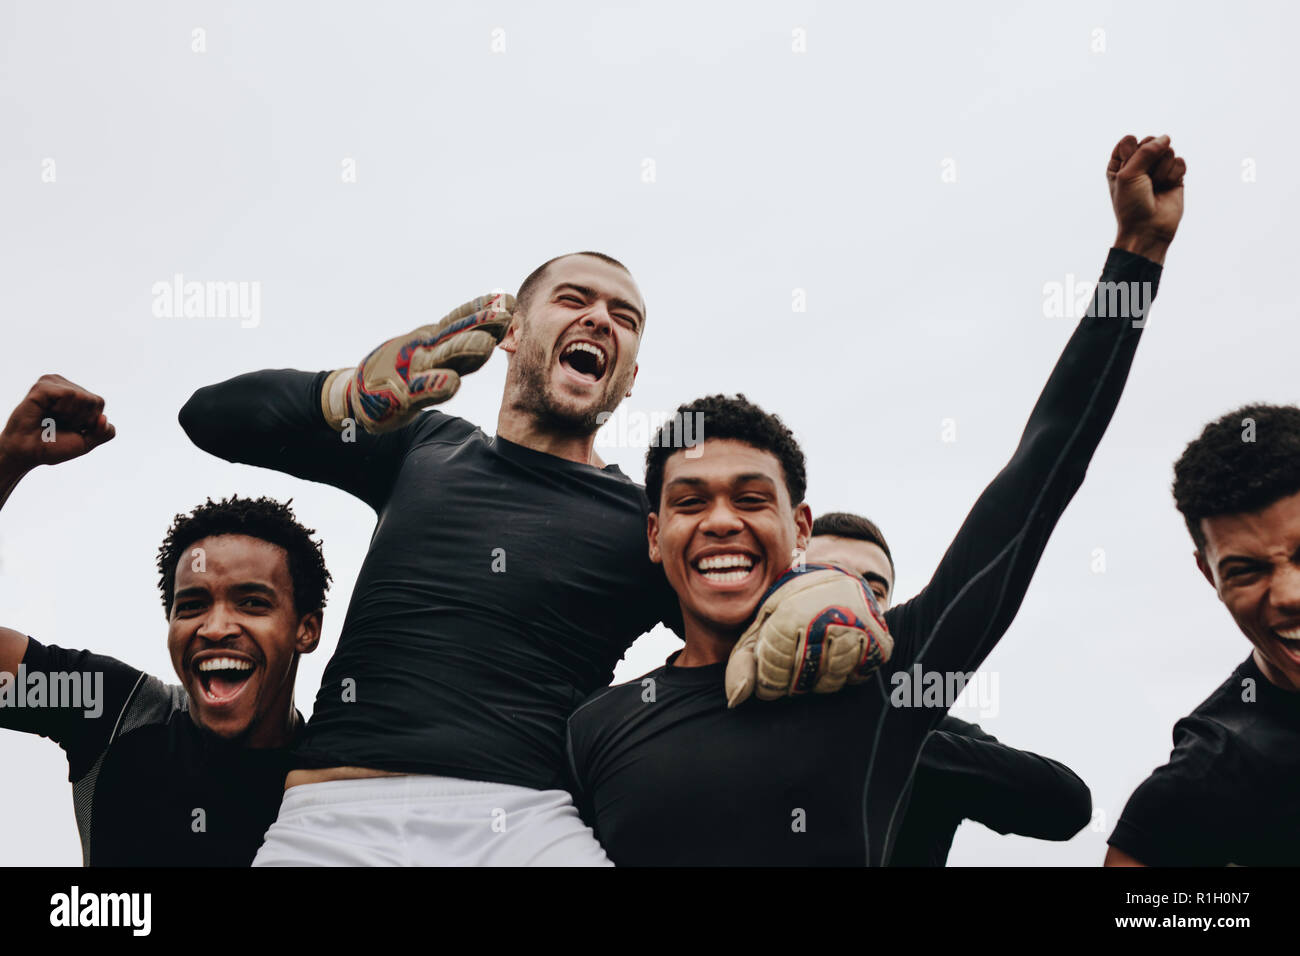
left=0, top=375, right=116, bottom=475
left=1109, top=134, right=1186, bottom=265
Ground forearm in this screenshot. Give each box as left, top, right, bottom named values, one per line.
left=180, top=368, right=404, bottom=508
left=0, top=456, right=28, bottom=512
left=888, top=248, right=1161, bottom=673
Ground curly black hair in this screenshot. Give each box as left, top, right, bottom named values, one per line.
left=156, top=496, right=331, bottom=618
left=644, top=394, right=806, bottom=512
left=1173, top=403, right=1300, bottom=552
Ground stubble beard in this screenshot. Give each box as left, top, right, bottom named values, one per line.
left=510, top=331, right=634, bottom=436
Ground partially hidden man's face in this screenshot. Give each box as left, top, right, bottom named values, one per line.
left=649, top=439, right=812, bottom=634
left=167, top=535, right=321, bottom=747
left=1196, top=489, right=1300, bottom=692
left=500, top=254, right=644, bottom=434
left=806, top=536, right=894, bottom=611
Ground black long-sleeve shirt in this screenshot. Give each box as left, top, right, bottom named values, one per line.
left=180, top=373, right=676, bottom=791
left=566, top=248, right=1161, bottom=865
left=889, top=716, right=1091, bottom=866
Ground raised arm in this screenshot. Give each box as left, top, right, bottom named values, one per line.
left=724, top=135, right=1186, bottom=707
left=179, top=295, right=514, bottom=511
left=884, top=134, right=1185, bottom=681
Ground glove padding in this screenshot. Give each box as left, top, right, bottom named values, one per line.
left=322, top=293, right=515, bottom=433
left=725, top=564, right=893, bottom=708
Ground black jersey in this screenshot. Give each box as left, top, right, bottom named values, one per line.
left=1108, top=654, right=1300, bottom=866
left=180, top=375, right=675, bottom=790
left=889, top=716, right=1091, bottom=866
left=0, top=638, right=296, bottom=866
left=567, top=248, right=1160, bottom=866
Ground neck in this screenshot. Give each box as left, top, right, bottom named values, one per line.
left=674, top=610, right=743, bottom=667
left=246, top=703, right=300, bottom=749
left=496, top=401, right=600, bottom=467
left=1253, top=648, right=1300, bottom=694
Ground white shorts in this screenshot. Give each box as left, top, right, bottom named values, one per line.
left=251, top=775, right=612, bottom=867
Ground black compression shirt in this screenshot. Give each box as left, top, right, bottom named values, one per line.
left=567, top=248, right=1161, bottom=866
left=889, top=716, right=1091, bottom=866
left=1108, top=654, right=1300, bottom=866
left=0, top=639, right=296, bottom=866
left=180, top=379, right=674, bottom=790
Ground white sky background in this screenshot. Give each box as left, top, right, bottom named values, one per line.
left=1, top=0, right=1297, bottom=867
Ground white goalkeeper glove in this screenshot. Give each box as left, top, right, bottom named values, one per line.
left=321, top=293, right=515, bottom=433
left=724, top=564, right=894, bottom=708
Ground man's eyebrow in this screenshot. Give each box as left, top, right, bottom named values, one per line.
left=174, top=582, right=279, bottom=599
left=665, top=473, right=778, bottom=490
left=861, top=571, right=892, bottom=595
left=230, top=582, right=278, bottom=597
left=552, top=283, right=644, bottom=326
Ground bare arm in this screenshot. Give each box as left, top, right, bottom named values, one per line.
left=0, top=374, right=115, bottom=673
left=1104, top=845, right=1147, bottom=867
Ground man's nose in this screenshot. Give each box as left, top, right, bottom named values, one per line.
left=196, top=603, right=240, bottom=642
left=700, top=500, right=744, bottom=536
left=580, top=301, right=614, bottom=335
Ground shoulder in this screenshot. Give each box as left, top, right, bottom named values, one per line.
left=570, top=672, right=655, bottom=735
left=406, top=408, right=481, bottom=445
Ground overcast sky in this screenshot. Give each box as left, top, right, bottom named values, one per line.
left=2, top=0, right=1297, bottom=866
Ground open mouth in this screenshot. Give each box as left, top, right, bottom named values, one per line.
left=1275, top=626, right=1300, bottom=661
left=558, top=340, right=609, bottom=384
left=691, top=552, right=760, bottom=588
left=194, top=656, right=256, bottom=706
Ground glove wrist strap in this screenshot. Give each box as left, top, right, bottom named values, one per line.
left=321, top=367, right=356, bottom=431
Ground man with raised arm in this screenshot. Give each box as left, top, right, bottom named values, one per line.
left=0, top=375, right=329, bottom=865
left=566, top=134, right=1184, bottom=865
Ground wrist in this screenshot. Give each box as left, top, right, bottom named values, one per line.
left=0, top=450, right=31, bottom=510
left=1113, top=231, right=1170, bottom=266
left=320, top=367, right=357, bottom=431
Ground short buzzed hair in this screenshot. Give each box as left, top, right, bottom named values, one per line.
left=812, top=512, right=895, bottom=577
left=515, top=251, right=633, bottom=316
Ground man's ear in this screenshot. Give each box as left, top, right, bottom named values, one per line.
left=647, top=510, right=662, bottom=564
left=1194, top=549, right=1217, bottom=591
left=296, top=611, right=323, bottom=655
left=794, top=502, right=813, bottom=552
left=498, top=311, right=523, bottom=355
left=626, top=362, right=639, bottom=398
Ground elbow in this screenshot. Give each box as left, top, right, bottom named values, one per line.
left=1048, top=779, right=1094, bottom=841
left=178, top=383, right=227, bottom=454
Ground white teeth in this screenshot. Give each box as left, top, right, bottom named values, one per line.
left=197, top=658, right=254, bottom=672
left=1277, top=628, right=1300, bottom=642
left=696, top=554, right=754, bottom=571
left=700, top=570, right=751, bottom=583
left=562, top=341, right=607, bottom=371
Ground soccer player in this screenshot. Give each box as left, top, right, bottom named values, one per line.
left=0, top=375, right=329, bottom=865
left=1105, top=404, right=1300, bottom=867
left=565, top=133, right=1184, bottom=865
left=807, top=513, right=1092, bottom=866
left=180, top=256, right=848, bottom=865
